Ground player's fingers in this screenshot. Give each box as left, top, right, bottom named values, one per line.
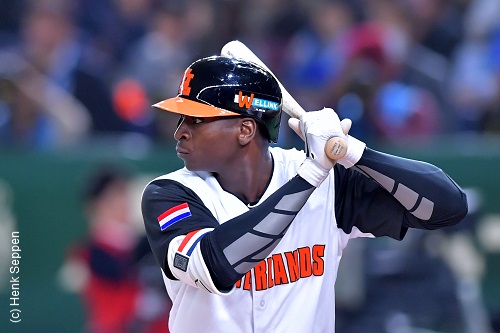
left=340, top=118, right=352, bottom=136
left=288, top=118, right=305, bottom=141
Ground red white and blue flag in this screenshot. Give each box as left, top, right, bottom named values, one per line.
left=158, top=203, right=192, bottom=231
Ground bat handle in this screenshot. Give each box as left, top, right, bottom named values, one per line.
left=325, top=137, right=347, bottom=160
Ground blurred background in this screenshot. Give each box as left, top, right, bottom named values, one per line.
left=0, top=0, right=499, bottom=332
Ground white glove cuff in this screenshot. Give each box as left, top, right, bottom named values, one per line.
left=297, top=158, right=330, bottom=187
left=337, top=135, right=366, bottom=168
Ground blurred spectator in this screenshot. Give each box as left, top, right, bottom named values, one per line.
left=335, top=0, right=450, bottom=141
left=447, top=0, right=500, bottom=132
left=59, top=166, right=170, bottom=333
left=121, top=6, right=189, bottom=103
left=282, top=0, right=444, bottom=145
left=0, top=0, right=25, bottom=46
left=406, top=0, right=465, bottom=59
left=283, top=0, right=352, bottom=109
left=118, top=5, right=191, bottom=142
left=0, top=180, right=17, bottom=290
left=182, top=0, right=219, bottom=57
left=0, top=51, right=91, bottom=149
left=228, top=0, right=306, bottom=66
left=19, top=0, right=129, bottom=135
left=336, top=187, right=494, bottom=333
left=134, top=235, right=173, bottom=333
left=76, top=0, right=156, bottom=69
left=336, top=232, right=464, bottom=333
left=280, top=0, right=353, bottom=147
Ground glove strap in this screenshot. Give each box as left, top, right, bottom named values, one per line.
left=297, top=158, right=331, bottom=187
left=337, top=136, right=366, bottom=168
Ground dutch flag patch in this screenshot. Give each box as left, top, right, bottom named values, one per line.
left=157, top=202, right=192, bottom=231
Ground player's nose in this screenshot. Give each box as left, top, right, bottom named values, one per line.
left=174, top=117, right=191, bottom=141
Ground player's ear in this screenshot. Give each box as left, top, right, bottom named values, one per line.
left=238, top=118, right=257, bottom=145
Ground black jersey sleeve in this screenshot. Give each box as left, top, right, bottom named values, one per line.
left=334, top=148, right=468, bottom=240
left=141, top=179, right=220, bottom=279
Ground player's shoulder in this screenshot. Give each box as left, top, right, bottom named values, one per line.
left=270, top=146, right=305, bottom=161
left=142, top=168, right=205, bottom=196
left=147, top=168, right=210, bottom=186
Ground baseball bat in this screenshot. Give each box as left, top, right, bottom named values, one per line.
left=221, top=40, right=347, bottom=160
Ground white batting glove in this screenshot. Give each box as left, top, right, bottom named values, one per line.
left=288, top=108, right=346, bottom=186
left=288, top=111, right=366, bottom=179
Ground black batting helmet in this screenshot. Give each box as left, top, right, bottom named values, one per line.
left=153, top=56, right=283, bottom=142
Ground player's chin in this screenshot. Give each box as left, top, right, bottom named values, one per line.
left=181, top=159, right=204, bottom=172
left=179, top=154, right=213, bottom=172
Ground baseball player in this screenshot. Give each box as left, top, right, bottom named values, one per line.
left=141, top=56, right=468, bottom=333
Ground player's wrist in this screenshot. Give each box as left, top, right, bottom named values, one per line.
left=337, top=135, right=366, bottom=168
left=297, top=158, right=330, bottom=187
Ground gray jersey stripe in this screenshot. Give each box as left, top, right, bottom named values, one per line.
left=223, top=232, right=273, bottom=266
left=253, top=212, right=295, bottom=235
left=252, top=239, right=280, bottom=261
left=233, top=261, right=258, bottom=275
left=275, top=188, right=314, bottom=211
left=411, top=197, right=434, bottom=220
left=358, top=164, right=435, bottom=220
left=393, top=183, right=419, bottom=210
left=357, top=166, right=396, bottom=193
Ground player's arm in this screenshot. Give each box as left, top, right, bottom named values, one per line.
left=142, top=176, right=316, bottom=294
left=142, top=179, right=220, bottom=281
left=334, top=147, right=468, bottom=239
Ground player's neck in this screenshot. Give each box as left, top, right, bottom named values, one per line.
left=214, top=150, right=273, bottom=204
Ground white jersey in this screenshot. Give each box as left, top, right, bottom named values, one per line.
left=144, top=147, right=380, bottom=333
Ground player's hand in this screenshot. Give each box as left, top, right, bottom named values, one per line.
left=289, top=108, right=351, bottom=186
left=288, top=114, right=351, bottom=148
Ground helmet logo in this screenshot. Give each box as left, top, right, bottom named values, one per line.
left=234, top=90, right=280, bottom=112
left=237, top=91, right=254, bottom=109
left=179, top=68, right=195, bottom=95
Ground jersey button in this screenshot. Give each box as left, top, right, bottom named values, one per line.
left=260, top=300, right=266, bottom=308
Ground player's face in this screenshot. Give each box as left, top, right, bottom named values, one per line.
left=174, top=115, right=242, bottom=172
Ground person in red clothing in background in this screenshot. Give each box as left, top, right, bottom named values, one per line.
left=61, top=166, right=170, bottom=333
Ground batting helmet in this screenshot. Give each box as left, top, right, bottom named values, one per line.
left=153, top=56, right=283, bottom=142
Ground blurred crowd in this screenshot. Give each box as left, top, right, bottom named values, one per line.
left=0, top=0, right=499, bottom=150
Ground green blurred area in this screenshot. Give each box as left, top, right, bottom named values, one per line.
left=0, top=135, right=499, bottom=332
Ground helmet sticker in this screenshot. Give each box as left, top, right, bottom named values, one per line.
left=234, top=90, right=280, bottom=112
left=179, top=68, right=195, bottom=95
